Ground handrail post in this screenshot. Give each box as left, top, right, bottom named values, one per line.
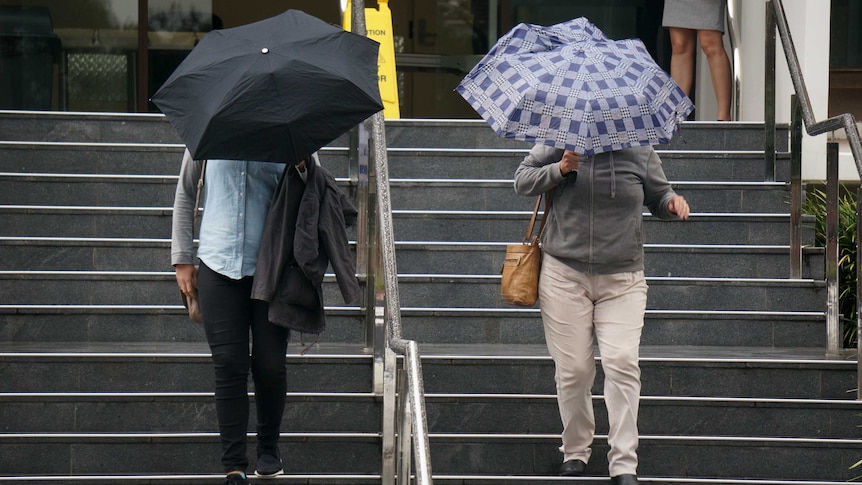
left=789, top=95, right=802, bottom=278
left=351, top=2, right=399, bottom=482
left=825, top=143, right=841, bottom=355
left=769, top=0, right=862, bottom=388
left=764, top=0, right=776, bottom=182
left=397, top=368, right=414, bottom=485
left=366, top=65, right=435, bottom=485
left=857, top=187, right=862, bottom=400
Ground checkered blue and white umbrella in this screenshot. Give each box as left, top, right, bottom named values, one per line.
left=456, top=17, right=694, bottom=155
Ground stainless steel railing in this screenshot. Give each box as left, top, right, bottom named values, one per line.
left=726, top=0, right=742, bottom=121
left=351, top=2, right=434, bottom=483
left=765, top=0, right=862, bottom=396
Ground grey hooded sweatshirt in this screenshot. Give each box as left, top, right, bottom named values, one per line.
left=514, top=144, right=680, bottom=275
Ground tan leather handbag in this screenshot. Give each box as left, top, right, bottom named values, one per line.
left=501, top=192, right=552, bottom=307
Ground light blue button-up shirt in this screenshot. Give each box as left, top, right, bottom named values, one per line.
left=197, top=159, right=285, bottom=279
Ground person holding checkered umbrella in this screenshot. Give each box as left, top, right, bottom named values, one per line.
left=458, top=18, right=693, bottom=484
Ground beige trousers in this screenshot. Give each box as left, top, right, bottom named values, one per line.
left=538, top=254, right=647, bottom=477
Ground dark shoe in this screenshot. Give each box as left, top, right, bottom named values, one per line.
left=224, top=472, right=248, bottom=485
left=559, top=459, right=587, bottom=476
left=255, top=453, right=284, bottom=477
left=611, top=474, right=640, bottom=485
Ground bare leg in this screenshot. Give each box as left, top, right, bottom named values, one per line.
left=698, top=29, right=732, bottom=121
left=667, top=27, right=697, bottom=96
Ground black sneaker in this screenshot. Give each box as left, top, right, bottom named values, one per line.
left=224, top=472, right=248, bottom=485
left=255, top=453, right=284, bottom=477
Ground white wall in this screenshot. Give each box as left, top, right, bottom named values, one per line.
left=700, top=0, right=833, bottom=180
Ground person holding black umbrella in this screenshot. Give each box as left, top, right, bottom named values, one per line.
left=172, top=149, right=293, bottom=484
left=514, top=145, right=690, bottom=484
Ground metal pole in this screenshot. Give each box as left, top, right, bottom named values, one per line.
left=351, top=1, right=398, bottom=482
left=397, top=368, right=414, bottom=485
left=382, top=343, right=398, bottom=485
left=857, top=187, right=862, bottom=400
left=826, top=143, right=841, bottom=356
left=368, top=110, right=434, bottom=484
left=763, top=0, right=776, bottom=182
left=789, top=95, right=802, bottom=278
left=137, top=0, right=149, bottom=112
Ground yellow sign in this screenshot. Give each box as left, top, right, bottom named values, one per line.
left=344, top=0, right=400, bottom=119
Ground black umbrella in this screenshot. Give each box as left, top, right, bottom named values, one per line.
left=151, top=9, right=383, bottom=163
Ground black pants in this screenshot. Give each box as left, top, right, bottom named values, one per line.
left=197, top=262, right=290, bottom=473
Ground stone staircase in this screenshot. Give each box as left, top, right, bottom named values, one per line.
left=0, top=111, right=860, bottom=484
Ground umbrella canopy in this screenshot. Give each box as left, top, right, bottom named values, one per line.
left=456, top=17, right=694, bottom=155
left=151, top=9, right=384, bottom=163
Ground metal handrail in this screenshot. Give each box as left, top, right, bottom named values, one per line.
left=726, top=0, right=742, bottom=121
left=351, top=2, right=434, bottom=483
left=765, top=0, right=862, bottom=396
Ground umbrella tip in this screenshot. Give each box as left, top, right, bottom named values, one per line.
left=261, top=47, right=269, bottom=54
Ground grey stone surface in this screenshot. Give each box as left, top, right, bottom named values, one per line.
left=0, top=113, right=843, bottom=482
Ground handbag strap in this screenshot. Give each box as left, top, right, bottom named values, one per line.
left=193, top=160, right=207, bottom=236
left=523, top=190, right=554, bottom=244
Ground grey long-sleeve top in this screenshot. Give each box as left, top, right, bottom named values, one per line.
left=514, top=144, right=680, bottom=274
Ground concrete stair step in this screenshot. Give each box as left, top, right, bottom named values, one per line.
left=0, top=306, right=826, bottom=348
left=386, top=179, right=792, bottom=213
left=0, top=112, right=834, bottom=484
left=0, top=141, right=185, bottom=175
left=0, top=173, right=792, bottom=214
left=382, top=148, right=791, bottom=182
left=0, top=236, right=170, bottom=271
left=0, top=474, right=379, bottom=484
left=0, top=173, right=178, bottom=206
left=393, top=275, right=825, bottom=312
left=0, top=142, right=789, bottom=185
left=0, top=433, right=381, bottom=476
left=392, top=243, right=823, bottom=279
left=0, top=343, right=853, bottom=399
left=3, top=392, right=858, bottom=439
left=0, top=112, right=787, bottom=152
left=423, top=394, right=862, bottom=439
left=0, top=237, right=825, bottom=282
left=0, top=308, right=365, bottom=344
left=0, top=392, right=379, bottom=433
left=0, top=272, right=825, bottom=314
left=425, top=434, right=860, bottom=480
left=378, top=120, right=790, bottom=151
left=414, top=344, right=855, bottom=400
left=0, top=342, right=373, bottom=393
left=0, top=111, right=182, bottom=144
left=0, top=208, right=794, bottom=245
left=390, top=211, right=795, bottom=245
left=0, top=206, right=174, bottom=238
left=0, top=237, right=825, bottom=279
left=0, top=142, right=349, bottom=178
left=0, top=425, right=856, bottom=480
left=396, top=309, right=827, bottom=348
left=0, top=341, right=855, bottom=480
left=0, top=476, right=850, bottom=485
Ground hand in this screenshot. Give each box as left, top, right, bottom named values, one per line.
left=668, top=195, right=690, bottom=220
left=175, top=264, right=198, bottom=298
left=559, top=150, right=579, bottom=176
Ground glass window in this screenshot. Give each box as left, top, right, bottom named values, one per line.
left=830, top=0, right=861, bottom=68
left=147, top=0, right=213, bottom=112
left=0, top=0, right=140, bottom=111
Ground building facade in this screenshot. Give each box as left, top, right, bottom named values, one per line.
left=1, top=0, right=858, bottom=176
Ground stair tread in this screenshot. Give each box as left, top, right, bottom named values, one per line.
left=0, top=341, right=853, bottom=363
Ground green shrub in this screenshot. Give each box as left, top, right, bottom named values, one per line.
left=802, top=186, right=858, bottom=347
